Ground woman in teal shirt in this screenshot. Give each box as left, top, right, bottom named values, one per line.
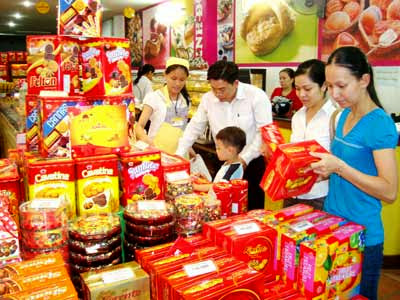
left=311, top=47, right=398, bottom=300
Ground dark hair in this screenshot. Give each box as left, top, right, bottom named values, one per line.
left=165, top=64, right=190, bottom=105
left=216, top=126, right=246, bottom=153
left=280, top=68, right=295, bottom=88
left=134, top=64, right=155, bottom=85
left=207, top=60, right=239, bottom=84
left=294, top=59, right=326, bottom=88
left=327, top=46, right=382, bottom=108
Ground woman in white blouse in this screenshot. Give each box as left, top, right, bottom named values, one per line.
left=286, top=59, right=337, bottom=210
left=135, top=57, right=190, bottom=150
left=133, top=64, right=155, bottom=104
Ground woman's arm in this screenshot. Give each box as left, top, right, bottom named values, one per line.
left=311, top=148, right=398, bottom=203
left=135, top=104, right=154, bottom=146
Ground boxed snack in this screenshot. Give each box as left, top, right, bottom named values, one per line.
left=26, top=157, right=76, bottom=218
left=161, top=152, right=190, bottom=175
left=261, top=279, right=299, bottom=300
left=212, top=182, right=232, bottom=218
left=75, top=154, right=119, bottom=215
left=165, top=171, right=193, bottom=201
left=202, top=215, right=252, bottom=243
left=0, top=65, right=8, bottom=80
left=69, top=104, right=129, bottom=157
left=0, top=53, right=7, bottom=64
left=7, top=51, right=16, bottom=62
left=119, top=149, right=163, bottom=206
left=10, top=64, right=27, bottom=77
left=38, top=95, right=85, bottom=158
left=58, top=0, right=102, bottom=37
left=80, top=38, right=132, bottom=96
left=16, top=51, right=25, bottom=63
left=0, top=160, right=21, bottom=223
left=279, top=211, right=346, bottom=287
left=59, top=36, right=81, bottom=95
left=298, top=223, right=365, bottom=300
left=81, top=261, right=149, bottom=300
left=261, top=141, right=328, bottom=201
left=0, top=200, right=20, bottom=266
left=230, top=179, right=248, bottom=215
left=25, top=94, right=39, bottom=152
left=261, top=122, right=286, bottom=157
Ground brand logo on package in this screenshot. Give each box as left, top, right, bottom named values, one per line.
left=35, top=172, right=70, bottom=183
left=82, top=48, right=100, bottom=61
left=27, top=108, right=38, bottom=129
left=243, top=244, right=268, bottom=256
left=43, top=103, right=68, bottom=136
left=128, top=161, right=159, bottom=179
left=106, top=48, right=129, bottom=64
left=82, top=167, right=113, bottom=178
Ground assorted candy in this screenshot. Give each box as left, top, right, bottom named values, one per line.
left=174, top=193, right=204, bottom=236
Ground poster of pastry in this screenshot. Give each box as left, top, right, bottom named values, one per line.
left=171, top=16, right=195, bottom=61
left=320, top=0, right=400, bottom=65
left=125, top=12, right=143, bottom=68
left=218, top=0, right=234, bottom=61
left=235, top=0, right=318, bottom=64
left=142, top=6, right=170, bottom=69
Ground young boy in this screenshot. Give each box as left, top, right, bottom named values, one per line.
left=193, top=126, right=246, bottom=192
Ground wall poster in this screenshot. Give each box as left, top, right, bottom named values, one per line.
left=125, top=12, right=143, bottom=68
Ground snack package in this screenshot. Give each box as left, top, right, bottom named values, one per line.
left=165, top=171, right=193, bottom=201
left=261, top=122, right=286, bottom=157
left=59, top=36, right=81, bottom=95
left=161, top=152, right=190, bottom=175
left=10, top=64, right=27, bottom=77
left=0, top=200, right=20, bottom=266
left=212, top=182, right=232, bottom=218
left=26, top=157, right=76, bottom=218
left=175, top=193, right=204, bottom=236
left=119, top=149, right=163, bottom=206
left=201, top=215, right=252, bottom=243
left=75, top=154, right=119, bottom=215
left=80, top=38, right=132, bottom=96
left=69, top=104, right=129, bottom=157
left=230, top=179, right=248, bottom=215
left=298, top=223, right=365, bottom=300
left=38, top=96, right=85, bottom=158
left=0, top=160, right=21, bottom=224
left=25, top=94, right=39, bottom=152
left=0, top=65, right=8, bottom=81
left=261, top=140, right=328, bottom=201
left=0, top=53, right=8, bottom=64
left=58, top=0, right=102, bottom=37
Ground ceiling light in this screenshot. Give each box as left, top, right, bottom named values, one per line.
left=14, top=13, right=22, bottom=19
left=22, top=1, right=33, bottom=7
left=8, top=21, right=16, bottom=27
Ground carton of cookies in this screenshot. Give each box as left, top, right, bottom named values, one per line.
left=58, top=0, right=102, bottom=37
left=59, top=36, right=81, bottom=95
left=75, top=154, right=119, bottom=215
left=25, top=94, right=39, bottom=152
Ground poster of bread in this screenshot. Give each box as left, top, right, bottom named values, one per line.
left=235, top=0, right=318, bottom=64
left=321, top=0, right=400, bottom=65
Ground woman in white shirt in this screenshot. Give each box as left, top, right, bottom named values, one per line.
left=133, top=64, right=155, bottom=104
left=286, top=59, right=337, bottom=210
left=135, top=57, right=190, bottom=150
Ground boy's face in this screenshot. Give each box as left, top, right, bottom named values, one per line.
left=215, top=139, right=236, bottom=161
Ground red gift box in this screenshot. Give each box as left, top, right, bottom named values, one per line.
left=261, top=122, right=286, bottom=157
left=212, top=182, right=232, bottom=218
left=25, top=94, right=39, bottom=152
left=0, top=160, right=21, bottom=225
left=230, top=179, right=248, bottom=215
left=261, top=140, right=328, bottom=201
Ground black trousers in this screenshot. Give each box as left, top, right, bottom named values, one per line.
left=243, top=156, right=266, bottom=210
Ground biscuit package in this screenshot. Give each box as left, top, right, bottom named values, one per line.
left=119, top=149, right=164, bottom=206
left=0, top=160, right=21, bottom=225
left=59, top=36, right=81, bottom=95
left=260, top=140, right=328, bottom=201
left=25, top=94, right=39, bottom=152
left=58, top=0, right=102, bottom=37
left=75, top=154, right=119, bottom=215
left=27, top=157, right=76, bottom=218
left=261, top=122, right=286, bottom=158
left=38, top=96, right=85, bottom=158
left=0, top=198, right=21, bottom=267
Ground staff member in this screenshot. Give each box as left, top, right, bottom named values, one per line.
left=135, top=57, right=190, bottom=152
left=176, top=60, right=272, bottom=209
left=271, top=68, right=302, bottom=114
left=133, top=64, right=155, bottom=104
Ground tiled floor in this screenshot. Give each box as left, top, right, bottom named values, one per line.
left=378, top=269, right=400, bottom=300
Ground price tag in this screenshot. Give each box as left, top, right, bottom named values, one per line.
left=231, top=203, right=238, bottom=214
left=165, top=170, right=189, bottom=182
left=30, top=199, right=61, bottom=209
left=86, top=245, right=100, bottom=254
left=290, top=220, right=314, bottom=232
left=134, top=140, right=150, bottom=151
left=138, top=200, right=166, bottom=211
left=184, top=260, right=217, bottom=277
left=233, top=222, right=260, bottom=235
left=102, top=268, right=135, bottom=284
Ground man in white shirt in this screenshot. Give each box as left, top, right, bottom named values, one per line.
left=176, top=60, right=273, bottom=209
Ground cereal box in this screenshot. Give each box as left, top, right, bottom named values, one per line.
left=119, top=149, right=163, bottom=206
left=261, top=140, right=328, bottom=201
left=25, top=94, right=39, bottom=152
left=75, top=154, right=119, bottom=215
left=298, top=223, right=365, bottom=300
left=261, top=122, right=286, bottom=157
left=69, top=103, right=129, bottom=157
left=38, top=96, right=85, bottom=158
left=279, top=211, right=347, bottom=288
left=27, top=158, right=76, bottom=218
left=58, top=0, right=102, bottom=37
left=81, top=262, right=150, bottom=300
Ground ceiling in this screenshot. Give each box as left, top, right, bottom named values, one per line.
left=0, top=0, right=163, bottom=35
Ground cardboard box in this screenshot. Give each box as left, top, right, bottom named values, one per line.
left=261, top=122, right=286, bottom=157
left=261, top=140, right=328, bottom=201
left=25, top=94, right=39, bottom=152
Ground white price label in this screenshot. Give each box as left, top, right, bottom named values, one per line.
left=102, top=268, right=135, bottom=284
left=184, top=260, right=217, bottom=278
left=85, top=245, right=100, bottom=254
left=231, top=203, right=238, bottom=214
left=134, top=140, right=150, bottom=151
left=30, top=199, right=61, bottom=209
left=290, top=220, right=314, bottom=232
left=16, top=133, right=26, bottom=145
left=233, top=222, right=260, bottom=235
left=165, top=170, right=190, bottom=182
left=138, top=200, right=166, bottom=211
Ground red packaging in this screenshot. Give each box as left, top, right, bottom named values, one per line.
left=7, top=51, right=16, bottom=62
left=161, top=152, right=190, bottom=174
left=25, top=94, right=39, bottom=152
left=261, top=140, right=328, bottom=201
left=0, top=160, right=21, bottom=224
left=58, top=0, right=102, bottom=37
left=202, top=215, right=251, bottom=243
left=212, top=182, right=232, bottom=218
left=81, top=38, right=132, bottom=96
left=10, top=64, right=27, bottom=77
left=119, top=149, right=164, bottom=206
left=0, top=53, right=8, bottom=64
left=59, top=36, right=81, bottom=95
left=0, top=200, right=20, bottom=266
left=261, top=279, right=298, bottom=300
left=229, top=179, right=248, bottom=215
left=0, top=65, right=9, bottom=80
left=261, top=122, right=286, bottom=157
left=39, top=96, right=85, bottom=158
left=16, top=51, right=25, bottom=63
